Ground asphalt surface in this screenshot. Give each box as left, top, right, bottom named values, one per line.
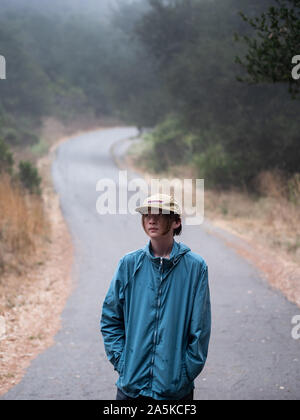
left=2, top=126, right=300, bottom=400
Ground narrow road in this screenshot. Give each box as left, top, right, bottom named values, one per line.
left=2, top=127, right=300, bottom=400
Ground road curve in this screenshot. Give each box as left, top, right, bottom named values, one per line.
left=2, top=127, right=300, bottom=400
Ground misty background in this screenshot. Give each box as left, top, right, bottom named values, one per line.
left=0, top=0, right=299, bottom=189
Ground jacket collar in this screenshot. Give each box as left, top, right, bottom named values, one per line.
left=143, top=239, right=190, bottom=266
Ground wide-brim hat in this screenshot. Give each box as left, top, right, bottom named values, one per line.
left=135, top=193, right=181, bottom=215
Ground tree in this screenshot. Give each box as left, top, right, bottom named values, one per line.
left=235, top=0, right=300, bottom=97
left=134, top=0, right=300, bottom=187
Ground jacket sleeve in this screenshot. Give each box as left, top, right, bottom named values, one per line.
left=100, top=257, right=126, bottom=373
left=185, top=263, right=211, bottom=382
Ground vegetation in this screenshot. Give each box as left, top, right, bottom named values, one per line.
left=0, top=138, right=14, bottom=175
left=134, top=0, right=299, bottom=190
left=18, top=161, right=42, bottom=195
left=235, top=0, right=300, bottom=97
left=0, top=171, right=48, bottom=274
left=0, top=0, right=299, bottom=192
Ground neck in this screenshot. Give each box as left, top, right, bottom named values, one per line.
left=150, top=236, right=174, bottom=258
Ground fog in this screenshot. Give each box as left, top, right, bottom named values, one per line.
left=0, top=0, right=298, bottom=188
left=0, top=0, right=138, bottom=18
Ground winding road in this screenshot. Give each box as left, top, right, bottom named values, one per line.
left=2, top=127, right=300, bottom=400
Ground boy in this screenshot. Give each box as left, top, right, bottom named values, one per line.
left=100, top=193, right=211, bottom=400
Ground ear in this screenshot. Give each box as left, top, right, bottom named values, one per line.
left=172, top=219, right=181, bottom=229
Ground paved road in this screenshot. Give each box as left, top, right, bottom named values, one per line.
left=2, top=127, right=300, bottom=400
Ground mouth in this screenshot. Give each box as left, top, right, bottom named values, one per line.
left=149, top=228, right=158, bottom=232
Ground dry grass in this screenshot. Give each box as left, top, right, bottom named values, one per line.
left=0, top=185, right=73, bottom=395
left=204, top=171, right=300, bottom=264
left=0, top=173, right=50, bottom=277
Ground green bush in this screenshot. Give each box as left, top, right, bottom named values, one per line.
left=144, top=116, right=193, bottom=171
left=0, top=137, right=14, bottom=175
left=21, top=130, right=39, bottom=146
left=192, top=143, right=237, bottom=189
left=18, top=160, right=42, bottom=195
left=2, top=127, right=20, bottom=145
left=0, top=126, right=39, bottom=147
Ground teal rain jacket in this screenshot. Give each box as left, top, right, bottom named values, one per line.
left=100, top=240, right=211, bottom=400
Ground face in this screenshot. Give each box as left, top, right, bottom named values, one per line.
left=142, top=208, right=181, bottom=238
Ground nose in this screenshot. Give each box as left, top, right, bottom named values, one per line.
left=148, top=214, right=159, bottom=223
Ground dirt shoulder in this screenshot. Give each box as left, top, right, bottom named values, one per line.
left=0, top=117, right=111, bottom=395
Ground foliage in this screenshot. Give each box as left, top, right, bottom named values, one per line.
left=192, top=143, right=236, bottom=189
left=0, top=138, right=42, bottom=195
left=143, top=116, right=192, bottom=171
left=0, top=3, right=165, bottom=135
left=0, top=137, right=14, bottom=175
left=134, top=0, right=300, bottom=188
left=235, top=0, right=300, bottom=98
left=0, top=0, right=299, bottom=190
left=18, top=160, right=42, bottom=195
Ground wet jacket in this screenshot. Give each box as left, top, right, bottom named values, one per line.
left=100, top=239, right=211, bottom=400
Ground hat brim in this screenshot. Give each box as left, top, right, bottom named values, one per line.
left=135, top=205, right=180, bottom=215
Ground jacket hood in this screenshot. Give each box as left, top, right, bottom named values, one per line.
left=131, top=240, right=191, bottom=279
left=143, top=239, right=191, bottom=267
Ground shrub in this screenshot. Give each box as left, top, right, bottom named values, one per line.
left=2, top=127, right=20, bottom=145
left=192, top=143, right=237, bottom=188
left=144, top=116, right=192, bottom=171
left=18, top=161, right=42, bottom=195
left=0, top=137, right=14, bottom=175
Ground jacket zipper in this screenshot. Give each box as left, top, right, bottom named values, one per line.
left=149, top=257, right=163, bottom=389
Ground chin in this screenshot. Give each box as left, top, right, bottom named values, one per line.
left=148, top=231, right=161, bottom=237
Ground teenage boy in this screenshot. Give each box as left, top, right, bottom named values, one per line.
left=100, top=193, right=211, bottom=400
